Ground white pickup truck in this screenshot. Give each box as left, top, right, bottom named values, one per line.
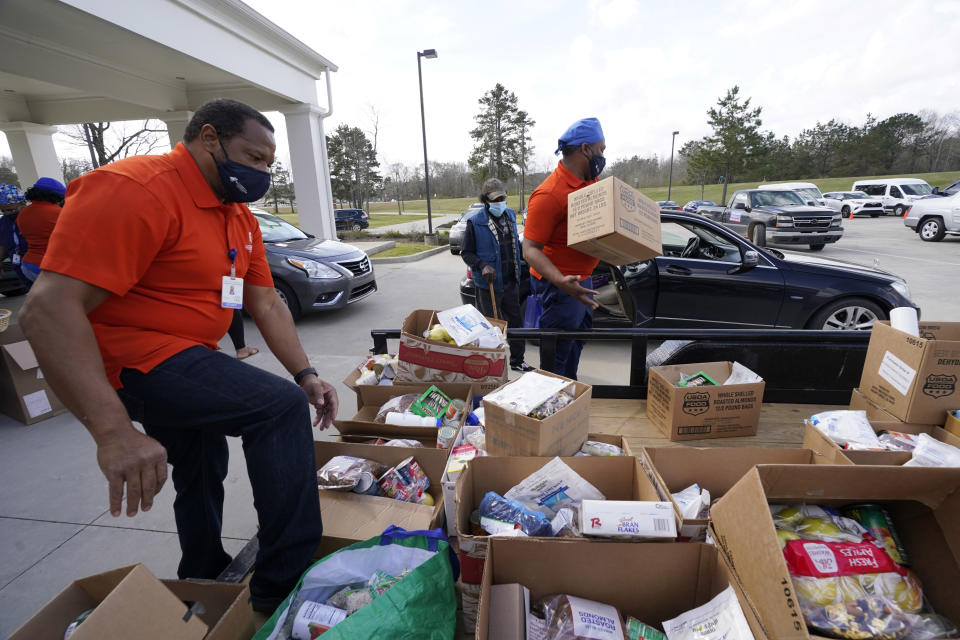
left=903, top=191, right=960, bottom=241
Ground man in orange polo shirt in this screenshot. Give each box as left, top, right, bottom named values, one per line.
left=21, top=99, right=335, bottom=613
left=522, top=117, right=605, bottom=379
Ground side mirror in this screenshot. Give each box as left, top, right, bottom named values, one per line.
left=807, top=200, right=816, bottom=206
left=744, top=206, right=752, bottom=213
left=733, top=202, right=746, bottom=210
left=932, top=187, right=940, bottom=194
left=729, top=250, right=759, bottom=275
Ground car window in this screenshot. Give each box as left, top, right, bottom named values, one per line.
left=731, top=193, right=748, bottom=208
left=662, top=221, right=741, bottom=264
left=254, top=212, right=309, bottom=242
left=752, top=191, right=804, bottom=207
left=890, top=186, right=904, bottom=198
left=857, top=185, right=884, bottom=196
left=901, top=183, right=932, bottom=196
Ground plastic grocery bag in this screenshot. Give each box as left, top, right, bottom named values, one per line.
left=903, top=433, right=960, bottom=467
left=253, top=526, right=458, bottom=640
left=523, top=291, right=543, bottom=329
left=807, top=410, right=881, bottom=449
left=504, top=457, right=605, bottom=518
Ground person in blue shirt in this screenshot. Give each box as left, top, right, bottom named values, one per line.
left=0, top=195, right=31, bottom=291
left=460, top=178, right=533, bottom=372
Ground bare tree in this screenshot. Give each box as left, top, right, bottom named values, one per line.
left=364, top=105, right=381, bottom=212
left=387, top=162, right=410, bottom=213
left=60, top=119, right=169, bottom=168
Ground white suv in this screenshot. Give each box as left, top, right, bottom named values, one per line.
left=822, top=192, right=884, bottom=218
left=903, top=192, right=960, bottom=241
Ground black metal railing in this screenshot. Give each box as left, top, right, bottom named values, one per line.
left=371, top=327, right=871, bottom=404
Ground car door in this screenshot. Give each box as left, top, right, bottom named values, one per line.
left=822, top=194, right=840, bottom=212
left=652, top=219, right=785, bottom=328
left=889, top=185, right=904, bottom=209
left=724, top=192, right=750, bottom=235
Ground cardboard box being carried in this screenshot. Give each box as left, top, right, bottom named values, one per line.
left=858, top=321, right=960, bottom=425
left=313, top=440, right=446, bottom=555
left=476, top=538, right=764, bottom=639
left=8, top=564, right=254, bottom=640
left=641, top=447, right=835, bottom=541
left=646, top=361, right=765, bottom=441
left=395, top=310, right=508, bottom=389
left=0, top=324, right=67, bottom=425
left=455, top=455, right=675, bottom=585
left=566, top=176, right=663, bottom=265
left=802, top=418, right=960, bottom=465
left=711, top=465, right=960, bottom=640
left=483, top=369, right=591, bottom=457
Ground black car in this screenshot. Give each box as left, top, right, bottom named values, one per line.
left=460, top=211, right=916, bottom=331
left=657, top=201, right=683, bottom=211
left=252, top=209, right=377, bottom=320
left=334, top=208, right=370, bottom=232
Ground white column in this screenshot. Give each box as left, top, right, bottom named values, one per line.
left=279, top=103, right=336, bottom=240
left=0, top=122, right=63, bottom=187
left=160, top=110, right=194, bottom=149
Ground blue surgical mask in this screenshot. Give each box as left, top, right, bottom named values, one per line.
left=488, top=201, right=507, bottom=217
left=211, top=141, right=271, bottom=203
left=588, top=153, right=606, bottom=180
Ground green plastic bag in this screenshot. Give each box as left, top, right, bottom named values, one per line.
left=253, top=526, right=458, bottom=640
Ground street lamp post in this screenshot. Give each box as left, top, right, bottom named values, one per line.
left=667, top=130, right=679, bottom=202
left=417, top=48, right=438, bottom=237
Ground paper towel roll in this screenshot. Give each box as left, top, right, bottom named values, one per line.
left=890, top=307, right=919, bottom=337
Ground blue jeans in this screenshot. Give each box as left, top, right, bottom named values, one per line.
left=531, top=276, right=594, bottom=379
left=117, top=346, right=322, bottom=607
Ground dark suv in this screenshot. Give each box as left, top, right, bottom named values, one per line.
left=334, top=208, right=370, bottom=232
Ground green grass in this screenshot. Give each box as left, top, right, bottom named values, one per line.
left=373, top=243, right=435, bottom=258
left=368, top=213, right=427, bottom=228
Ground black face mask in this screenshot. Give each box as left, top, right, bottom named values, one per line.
left=210, top=141, right=271, bottom=203
left=586, top=147, right=606, bottom=180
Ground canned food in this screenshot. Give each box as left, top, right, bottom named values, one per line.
left=378, top=456, right=430, bottom=502
left=843, top=503, right=909, bottom=565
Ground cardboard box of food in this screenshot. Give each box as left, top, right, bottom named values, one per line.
left=334, top=382, right=477, bottom=440
left=646, top=361, right=765, bottom=441
left=947, top=410, right=960, bottom=437
left=313, top=440, right=447, bottom=554
left=710, top=465, right=960, bottom=640
left=454, top=455, right=675, bottom=584
left=641, top=447, right=834, bottom=540
left=483, top=369, right=591, bottom=457
left=849, top=387, right=904, bottom=422
left=8, top=564, right=253, bottom=640
left=0, top=324, right=67, bottom=425
left=566, top=176, right=663, bottom=266
left=802, top=420, right=960, bottom=465
left=439, top=431, right=632, bottom=538
left=395, top=309, right=509, bottom=388
left=858, top=321, right=960, bottom=425
left=476, top=538, right=763, bottom=639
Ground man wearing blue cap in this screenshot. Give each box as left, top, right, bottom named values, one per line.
left=522, top=117, right=605, bottom=379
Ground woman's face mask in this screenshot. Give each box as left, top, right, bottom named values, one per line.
left=488, top=201, right=507, bottom=217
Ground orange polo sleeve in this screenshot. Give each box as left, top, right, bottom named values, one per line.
left=41, top=171, right=172, bottom=296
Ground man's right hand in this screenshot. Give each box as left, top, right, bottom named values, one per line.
left=557, top=274, right=599, bottom=309
left=481, top=265, right=496, bottom=283
left=96, top=427, right=168, bottom=517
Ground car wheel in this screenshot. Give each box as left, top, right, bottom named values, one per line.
left=870, top=212, right=880, bottom=218
left=749, top=223, right=766, bottom=247
left=809, top=244, right=825, bottom=251
left=919, top=217, right=946, bottom=242
left=275, top=281, right=302, bottom=320
left=352, top=223, right=363, bottom=232
left=841, top=206, right=851, bottom=219
left=808, top=297, right=884, bottom=331
left=894, top=204, right=906, bottom=217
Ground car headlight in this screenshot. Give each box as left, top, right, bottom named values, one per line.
left=775, top=215, right=793, bottom=227
left=890, top=280, right=911, bottom=300
left=286, top=257, right=343, bottom=279
left=832, top=214, right=842, bottom=223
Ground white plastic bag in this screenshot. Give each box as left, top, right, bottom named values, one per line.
left=903, top=433, right=960, bottom=467
left=436, top=304, right=501, bottom=346
left=662, top=586, right=754, bottom=640
left=504, top=457, right=605, bottom=518
left=807, top=410, right=881, bottom=449
left=722, top=362, right=763, bottom=385
left=483, top=372, right=573, bottom=416
left=672, top=484, right=711, bottom=519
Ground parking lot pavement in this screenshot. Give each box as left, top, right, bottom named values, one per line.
left=0, top=219, right=954, bottom=634
left=772, top=216, right=960, bottom=320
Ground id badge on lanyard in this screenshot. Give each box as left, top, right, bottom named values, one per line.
left=222, top=248, right=243, bottom=309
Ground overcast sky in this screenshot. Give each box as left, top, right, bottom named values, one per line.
left=4, top=0, right=959, bottom=174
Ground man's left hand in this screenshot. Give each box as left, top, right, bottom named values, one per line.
left=300, top=376, right=339, bottom=430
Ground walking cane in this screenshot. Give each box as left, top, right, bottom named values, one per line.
left=487, top=282, right=499, bottom=320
